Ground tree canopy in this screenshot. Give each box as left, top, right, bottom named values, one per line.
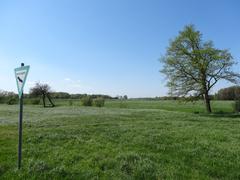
left=161, top=25, right=240, bottom=113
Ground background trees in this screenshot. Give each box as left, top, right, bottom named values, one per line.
left=216, top=86, right=240, bottom=100
left=161, top=25, right=240, bottom=113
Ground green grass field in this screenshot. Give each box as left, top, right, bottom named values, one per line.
left=1, top=100, right=240, bottom=179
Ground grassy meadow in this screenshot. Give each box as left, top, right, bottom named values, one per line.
left=0, top=100, right=240, bottom=179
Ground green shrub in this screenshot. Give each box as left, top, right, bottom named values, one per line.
left=119, top=101, right=128, bottom=108
left=81, top=96, right=93, bottom=106
left=233, top=100, right=240, bottom=112
left=93, top=97, right=105, bottom=107
left=68, top=100, right=73, bottom=106
left=7, top=97, right=18, bottom=105
left=0, top=96, right=5, bottom=104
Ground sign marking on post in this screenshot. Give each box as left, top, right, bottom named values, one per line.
left=14, top=66, right=30, bottom=98
left=14, top=63, right=30, bottom=169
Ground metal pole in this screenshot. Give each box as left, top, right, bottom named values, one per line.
left=18, top=63, right=24, bottom=169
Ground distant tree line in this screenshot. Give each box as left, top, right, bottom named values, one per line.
left=154, top=86, right=240, bottom=101
left=215, top=86, right=240, bottom=100
left=0, top=90, right=18, bottom=105
left=0, top=89, right=120, bottom=105
left=2, top=86, right=239, bottom=105
left=50, top=92, right=116, bottom=100
left=0, top=91, right=121, bottom=101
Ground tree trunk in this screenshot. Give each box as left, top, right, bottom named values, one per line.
left=47, top=94, right=55, bottom=107
left=42, top=94, right=46, bottom=107
left=204, top=92, right=212, bottom=113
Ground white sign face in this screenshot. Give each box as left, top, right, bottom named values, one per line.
left=14, top=66, right=30, bottom=98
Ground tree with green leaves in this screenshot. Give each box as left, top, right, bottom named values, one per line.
left=161, top=25, right=240, bottom=113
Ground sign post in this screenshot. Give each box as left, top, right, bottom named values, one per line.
left=14, top=63, right=30, bottom=169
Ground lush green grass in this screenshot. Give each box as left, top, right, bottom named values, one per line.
left=106, top=100, right=235, bottom=113
left=54, top=99, right=235, bottom=113
left=0, top=100, right=240, bottom=179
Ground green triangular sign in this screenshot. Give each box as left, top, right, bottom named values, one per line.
left=14, top=66, right=30, bottom=98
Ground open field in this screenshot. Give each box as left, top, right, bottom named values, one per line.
left=0, top=100, right=240, bottom=179
left=55, top=99, right=235, bottom=113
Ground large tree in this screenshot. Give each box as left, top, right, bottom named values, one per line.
left=30, top=83, right=55, bottom=107
left=161, top=25, right=240, bottom=113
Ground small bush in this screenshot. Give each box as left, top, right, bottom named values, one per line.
left=119, top=101, right=128, bottom=108
left=217, top=110, right=224, bottom=114
left=0, top=96, right=5, bottom=104
left=233, top=100, right=240, bottom=112
left=93, top=97, right=105, bottom=107
left=193, top=111, right=199, bottom=114
left=7, top=97, right=18, bottom=105
left=68, top=100, right=73, bottom=106
left=81, top=96, right=93, bottom=106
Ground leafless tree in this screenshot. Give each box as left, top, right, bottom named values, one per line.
left=30, top=83, right=55, bottom=107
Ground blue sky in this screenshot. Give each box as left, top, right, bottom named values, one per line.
left=0, top=0, right=239, bottom=97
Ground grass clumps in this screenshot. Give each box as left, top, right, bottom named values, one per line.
left=0, top=165, right=5, bottom=176
left=27, top=159, right=50, bottom=174
left=117, top=153, right=158, bottom=179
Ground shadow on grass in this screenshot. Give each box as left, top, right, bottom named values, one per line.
left=199, top=111, right=240, bottom=119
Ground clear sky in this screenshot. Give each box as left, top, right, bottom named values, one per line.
left=0, top=0, right=239, bottom=97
